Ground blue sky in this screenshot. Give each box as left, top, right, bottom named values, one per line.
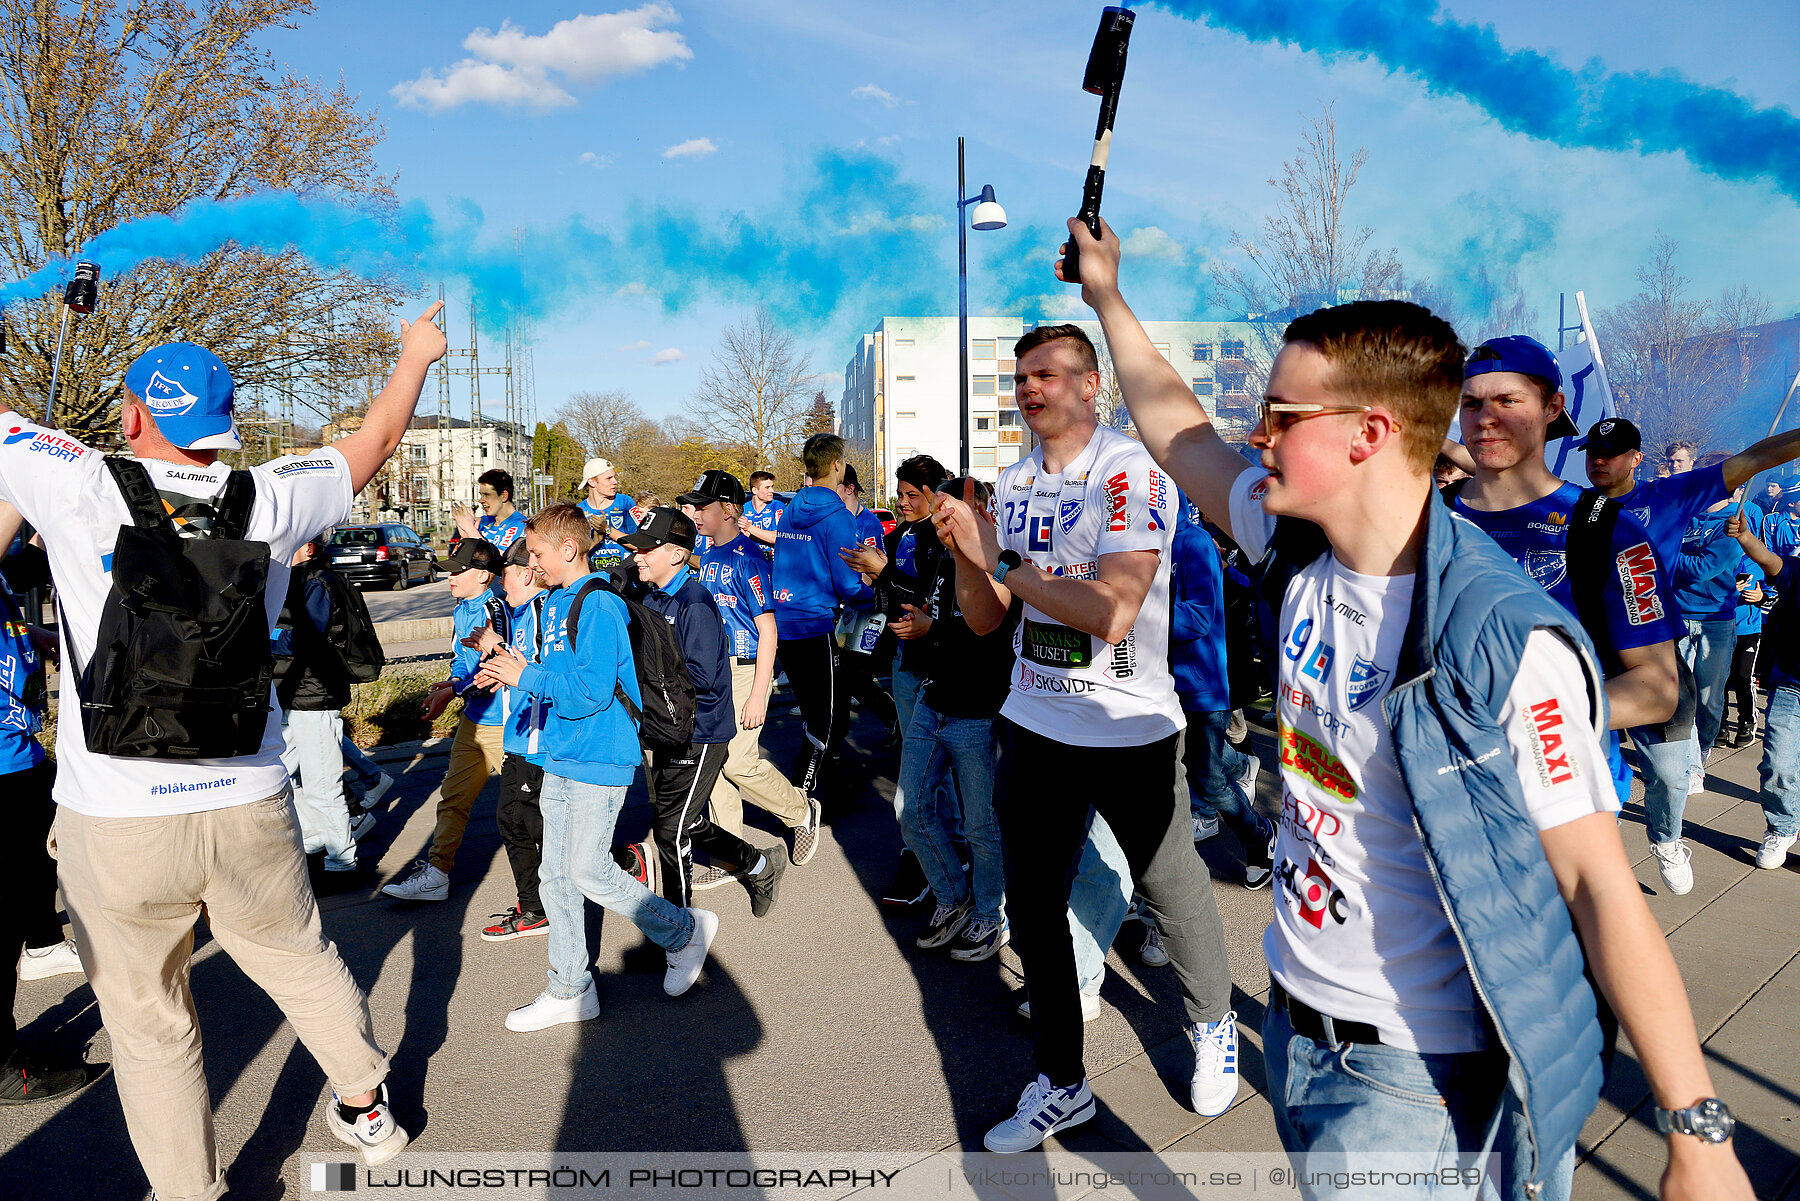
left=260, top=0, right=1800, bottom=428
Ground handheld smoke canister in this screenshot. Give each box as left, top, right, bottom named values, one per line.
left=46, top=260, right=102, bottom=423
left=1063, top=6, right=1136, bottom=286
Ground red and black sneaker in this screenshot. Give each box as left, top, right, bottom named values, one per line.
left=613, top=840, right=658, bottom=895
left=480, top=907, right=550, bottom=942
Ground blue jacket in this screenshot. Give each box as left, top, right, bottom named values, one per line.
left=516, top=574, right=642, bottom=786
left=1263, top=499, right=1608, bottom=1198
left=1169, top=518, right=1230, bottom=713
left=640, top=566, right=735, bottom=745
left=773, top=486, right=872, bottom=638
left=501, top=592, right=550, bottom=763
left=0, top=578, right=45, bottom=775
left=1675, top=508, right=1746, bottom=623
left=450, top=592, right=510, bottom=726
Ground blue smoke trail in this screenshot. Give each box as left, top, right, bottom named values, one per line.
left=1158, top=0, right=1800, bottom=204
left=0, top=148, right=954, bottom=328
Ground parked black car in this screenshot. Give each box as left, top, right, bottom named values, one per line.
left=325, top=524, right=438, bottom=591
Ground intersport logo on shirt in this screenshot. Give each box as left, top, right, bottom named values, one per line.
left=1615, top=542, right=1665, bottom=626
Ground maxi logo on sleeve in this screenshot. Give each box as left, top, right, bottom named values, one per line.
left=1522, top=697, right=1579, bottom=787
left=4, top=426, right=84, bottom=461
left=1104, top=471, right=1130, bottom=532
left=1615, top=542, right=1666, bottom=626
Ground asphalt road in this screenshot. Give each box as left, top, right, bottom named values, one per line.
left=359, top=573, right=455, bottom=623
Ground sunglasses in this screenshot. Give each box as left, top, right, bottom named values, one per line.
left=1258, top=401, right=1374, bottom=435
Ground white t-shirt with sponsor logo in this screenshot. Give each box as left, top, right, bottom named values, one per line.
left=0, top=413, right=354, bottom=817
left=996, top=424, right=1183, bottom=747
left=1228, top=470, right=1615, bottom=1053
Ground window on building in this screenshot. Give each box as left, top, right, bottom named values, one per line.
left=895, top=410, right=916, bottom=419
left=976, top=416, right=996, bottom=431
left=894, top=338, right=915, bottom=346
left=1192, top=343, right=1213, bottom=361
left=972, top=447, right=997, bottom=467
left=999, top=410, right=1021, bottom=426
left=999, top=375, right=1014, bottom=394
left=1221, top=339, right=1246, bottom=358
left=412, top=476, right=428, bottom=498
left=998, top=357, right=1015, bottom=374
left=1220, top=371, right=1248, bottom=394
left=973, top=376, right=997, bottom=395
left=895, top=374, right=915, bottom=381
left=410, top=443, right=428, bottom=463
left=972, top=339, right=996, bottom=359
left=1152, top=343, right=1170, bottom=358
left=1192, top=379, right=1214, bottom=396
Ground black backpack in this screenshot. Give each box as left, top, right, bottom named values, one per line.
left=317, top=566, right=386, bottom=684
left=564, top=576, right=696, bottom=750
left=77, top=458, right=273, bottom=759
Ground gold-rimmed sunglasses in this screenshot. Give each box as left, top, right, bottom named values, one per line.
left=1258, top=400, right=1374, bottom=435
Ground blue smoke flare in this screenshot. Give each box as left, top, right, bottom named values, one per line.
left=1159, top=0, right=1800, bottom=204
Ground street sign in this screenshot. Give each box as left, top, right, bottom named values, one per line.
left=534, top=473, right=554, bottom=485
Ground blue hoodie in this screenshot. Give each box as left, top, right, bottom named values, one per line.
left=501, top=592, right=550, bottom=764
left=773, top=485, right=872, bottom=638
left=1169, top=513, right=1230, bottom=713
left=1675, top=506, right=1746, bottom=623
left=516, top=574, right=643, bottom=786
left=450, top=591, right=511, bottom=726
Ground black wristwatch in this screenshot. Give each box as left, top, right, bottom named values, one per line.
left=993, top=549, right=1023, bottom=584
left=1654, top=1098, right=1735, bottom=1143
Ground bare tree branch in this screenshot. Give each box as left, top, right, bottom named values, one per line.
left=693, top=308, right=814, bottom=476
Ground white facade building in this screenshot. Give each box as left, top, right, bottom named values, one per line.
left=350, top=417, right=532, bottom=539
left=840, top=315, right=1262, bottom=493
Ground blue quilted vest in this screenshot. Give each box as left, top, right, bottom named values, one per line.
left=1261, top=497, right=1608, bottom=1199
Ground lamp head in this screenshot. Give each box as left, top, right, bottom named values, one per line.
left=970, top=185, right=1007, bottom=231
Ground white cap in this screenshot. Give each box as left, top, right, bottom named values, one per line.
left=583, top=458, right=613, bottom=483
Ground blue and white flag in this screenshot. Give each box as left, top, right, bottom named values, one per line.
left=1549, top=291, right=1617, bottom=487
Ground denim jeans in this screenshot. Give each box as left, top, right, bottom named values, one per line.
left=538, top=772, right=694, bottom=1000
left=1759, top=684, right=1800, bottom=837
left=1068, top=812, right=1133, bottom=997
left=1683, top=618, right=1738, bottom=764
left=897, top=701, right=1005, bottom=924
left=1625, top=729, right=1695, bottom=845
left=340, top=733, right=384, bottom=788
left=892, top=666, right=957, bottom=825
left=281, top=708, right=355, bottom=870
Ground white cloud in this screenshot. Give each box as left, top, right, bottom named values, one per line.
left=619, top=339, right=651, bottom=350
left=662, top=137, right=717, bottom=160
left=851, top=83, right=900, bottom=109
left=614, top=282, right=652, bottom=296
left=392, top=4, right=691, bottom=112
left=1121, top=226, right=1187, bottom=264
left=652, top=348, right=687, bottom=365
left=578, top=151, right=614, bottom=168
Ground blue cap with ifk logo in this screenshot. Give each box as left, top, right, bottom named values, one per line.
left=123, top=342, right=240, bottom=450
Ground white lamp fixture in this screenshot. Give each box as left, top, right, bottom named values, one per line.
left=970, top=185, right=1007, bottom=231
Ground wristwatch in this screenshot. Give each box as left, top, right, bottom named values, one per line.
left=993, top=549, right=1023, bottom=584
left=1654, top=1098, right=1735, bottom=1143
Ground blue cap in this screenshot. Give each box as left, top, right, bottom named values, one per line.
left=123, top=342, right=240, bottom=450
left=1465, top=335, right=1577, bottom=440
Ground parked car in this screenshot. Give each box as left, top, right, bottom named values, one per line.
left=325, top=523, right=438, bottom=591
left=872, top=508, right=897, bottom=537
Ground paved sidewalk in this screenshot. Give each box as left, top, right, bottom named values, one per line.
left=3, top=706, right=1796, bottom=1200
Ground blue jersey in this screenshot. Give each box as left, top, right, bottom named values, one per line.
left=478, top=510, right=528, bottom=554
left=1613, top=465, right=1727, bottom=577
left=501, top=592, right=550, bottom=763
left=697, top=536, right=773, bottom=661
left=1454, top=482, right=1682, bottom=660
left=580, top=495, right=637, bottom=569
left=449, top=592, right=511, bottom=726
left=0, top=578, right=45, bottom=774
left=1735, top=558, right=1766, bottom=637
left=743, top=497, right=785, bottom=559
left=1764, top=511, right=1799, bottom=559
left=851, top=506, right=883, bottom=551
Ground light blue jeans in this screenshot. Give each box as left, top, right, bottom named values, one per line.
left=897, top=701, right=1005, bottom=925
left=1264, top=1000, right=1572, bottom=1201
left=1759, top=684, right=1800, bottom=838
left=281, top=708, right=355, bottom=870
left=892, top=666, right=957, bottom=825
left=1683, top=618, right=1738, bottom=768
left=538, top=772, right=694, bottom=1000
left=1626, top=730, right=1695, bottom=845
left=1068, top=812, right=1134, bottom=997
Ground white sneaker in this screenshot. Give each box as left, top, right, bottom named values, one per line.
left=363, top=773, right=396, bottom=809
left=1193, top=814, right=1221, bottom=842
left=1189, top=1012, right=1241, bottom=1116
left=1235, top=753, right=1262, bottom=803
left=1017, top=993, right=1103, bottom=1023
left=326, top=1082, right=409, bottom=1167
left=1687, top=767, right=1706, bottom=796
left=505, top=977, right=599, bottom=1031
left=380, top=860, right=449, bottom=902
left=664, top=909, right=718, bottom=996
left=1651, top=840, right=1695, bottom=895
left=17, top=938, right=83, bottom=981
left=982, top=1074, right=1095, bottom=1153
left=1756, top=831, right=1797, bottom=869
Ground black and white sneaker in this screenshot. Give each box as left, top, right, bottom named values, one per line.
left=915, top=898, right=972, bottom=950
left=790, top=797, right=823, bottom=867
left=326, top=1082, right=409, bottom=1166
left=745, top=847, right=788, bottom=918
left=949, top=917, right=1009, bottom=962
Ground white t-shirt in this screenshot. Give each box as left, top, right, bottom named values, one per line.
left=0, top=413, right=354, bottom=817
left=1229, top=470, right=1616, bottom=1053
left=996, top=424, right=1184, bottom=747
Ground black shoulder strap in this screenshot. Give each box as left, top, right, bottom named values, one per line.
left=1566, top=488, right=1623, bottom=676
left=530, top=593, right=547, bottom=662
left=1256, top=516, right=1332, bottom=612
left=562, top=577, right=610, bottom=651
left=214, top=471, right=256, bottom=540
left=105, top=458, right=169, bottom=532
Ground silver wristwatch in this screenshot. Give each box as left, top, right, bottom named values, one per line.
left=1653, top=1098, right=1735, bottom=1143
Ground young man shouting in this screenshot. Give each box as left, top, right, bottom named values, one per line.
left=1066, top=216, right=1749, bottom=1201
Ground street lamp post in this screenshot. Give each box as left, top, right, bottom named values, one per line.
left=957, top=136, right=1007, bottom=476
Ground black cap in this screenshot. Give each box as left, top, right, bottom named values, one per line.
left=1574, top=416, right=1642, bottom=456
left=619, top=506, right=697, bottom=552
left=447, top=537, right=501, bottom=574
left=842, top=462, right=860, bottom=491
left=677, top=469, right=747, bottom=507
left=504, top=539, right=533, bottom=567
